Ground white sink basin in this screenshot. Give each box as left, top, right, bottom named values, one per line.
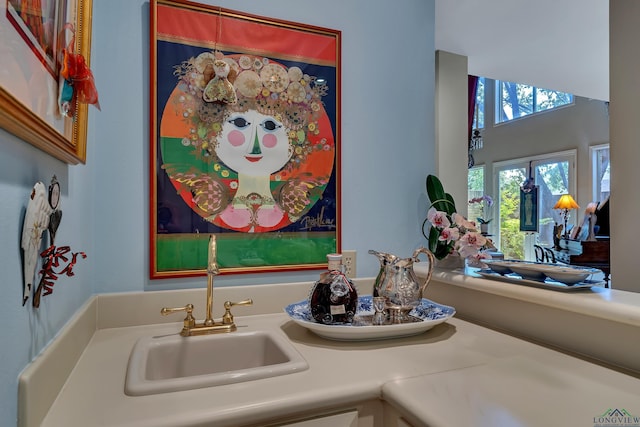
left=125, top=330, right=308, bottom=396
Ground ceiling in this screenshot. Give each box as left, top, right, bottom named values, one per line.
left=435, top=0, right=609, bottom=101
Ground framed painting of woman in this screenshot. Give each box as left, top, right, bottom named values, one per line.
left=150, top=0, right=341, bottom=278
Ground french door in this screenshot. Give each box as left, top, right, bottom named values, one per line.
left=493, top=150, right=577, bottom=260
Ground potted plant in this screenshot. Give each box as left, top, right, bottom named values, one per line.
left=468, top=195, right=493, bottom=234
left=422, top=175, right=494, bottom=267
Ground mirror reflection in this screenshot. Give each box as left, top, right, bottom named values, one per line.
left=466, top=76, right=610, bottom=283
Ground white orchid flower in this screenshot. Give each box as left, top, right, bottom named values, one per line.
left=427, top=207, right=451, bottom=229
left=439, top=227, right=460, bottom=243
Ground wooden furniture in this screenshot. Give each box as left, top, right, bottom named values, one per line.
left=552, top=237, right=610, bottom=287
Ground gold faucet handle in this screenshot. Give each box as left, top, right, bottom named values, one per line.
left=222, top=299, right=253, bottom=324
left=161, top=304, right=196, bottom=330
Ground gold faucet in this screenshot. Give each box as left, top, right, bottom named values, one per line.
left=161, top=235, right=252, bottom=336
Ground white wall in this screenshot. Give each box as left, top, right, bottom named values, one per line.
left=435, top=0, right=609, bottom=101
left=435, top=51, right=469, bottom=208
left=0, top=0, right=436, bottom=424
left=610, top=0, right=640, bottom=292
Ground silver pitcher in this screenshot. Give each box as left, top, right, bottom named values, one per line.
left=369, top=247, right=435, bottom=320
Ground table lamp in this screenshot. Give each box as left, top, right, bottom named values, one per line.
left=553, top=194, right=580, bottom=238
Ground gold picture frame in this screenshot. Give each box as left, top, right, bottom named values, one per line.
left=0, top=0, right=93, bottom=164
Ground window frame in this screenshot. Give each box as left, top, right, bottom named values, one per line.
left=472, top=77, right=485, bottom=130
left=590, top=143, right=610, bottom=204
left=494, top=80, right=575, bottom=125
left=467, top=164, right=486, bottom=222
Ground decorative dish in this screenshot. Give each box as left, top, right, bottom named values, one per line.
left=537, top=265, right=598, bottom=285
left=508, top=263, right=548, bottom=281
left=483, top=259, right=601, bottom=285
left=482, top=260, right=515, bottom=275
left=483, top=259, right=532, bottom=275
left=476, top=270, right=604, bottom=292
left=284, top=296, right=455, bottom=341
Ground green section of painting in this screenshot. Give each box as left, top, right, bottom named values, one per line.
left=156, top=233, right=336, bottom=272
left=160, top=136, right=329, bottom=199
left=161, top=136, right=218, bottom=175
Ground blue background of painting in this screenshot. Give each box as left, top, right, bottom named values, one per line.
left=155, top=40, right=339, bottom=235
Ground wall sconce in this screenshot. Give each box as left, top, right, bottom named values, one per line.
left=553, top=194, right=580, bottom=238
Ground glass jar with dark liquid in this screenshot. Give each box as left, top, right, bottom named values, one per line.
left=309, top=254, right=358, bottom=324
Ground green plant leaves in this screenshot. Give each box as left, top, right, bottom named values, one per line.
left=428, top=226, right=453, bottom=259
left=426, top=175, right=457, bottom=215
left=424, top=174, right=458, bottom=260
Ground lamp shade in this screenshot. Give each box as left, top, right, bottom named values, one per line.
left=553, top=194, right=580, bottom=210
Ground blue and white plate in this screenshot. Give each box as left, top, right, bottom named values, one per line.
left=284, top=295, right=456, bottom=341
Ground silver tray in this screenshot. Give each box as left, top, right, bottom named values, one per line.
left=476, top=270, right=604, bottom=292
left=284, top=296, right=455, bottom=341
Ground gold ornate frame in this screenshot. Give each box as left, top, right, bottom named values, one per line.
left=0, top=0, right=93, bottom=164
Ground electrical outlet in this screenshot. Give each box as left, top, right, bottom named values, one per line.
left=342, top=250, right=356, bottom=278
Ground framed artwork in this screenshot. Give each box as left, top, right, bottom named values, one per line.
left=150, top=0, right=342, bottom=278
left=519, top=186, right=539, bottom=232
left=0, top=0, right=92, bottom=164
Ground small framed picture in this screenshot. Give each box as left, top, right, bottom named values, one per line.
left=520, top=186, right=539, bottom=232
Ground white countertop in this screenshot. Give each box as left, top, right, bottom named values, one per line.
left=420, top=265, right=640, bottom=375
left=40, top=311, right=640, bottom=427
left=21, top=275, right=640, bottom=427
left=383, top=354, right=640, bottom=427
left=419, top=264, right=640, bottom=328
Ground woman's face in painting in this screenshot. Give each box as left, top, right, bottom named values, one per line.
left=216, top=110, right=292, bottom=177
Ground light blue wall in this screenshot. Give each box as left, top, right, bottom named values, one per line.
left=91, top=0, right=436, bottom=292
left=0, top=0, right=435, bottom=424
left=0, top=126, right=95, bottom=423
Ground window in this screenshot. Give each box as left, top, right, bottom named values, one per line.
left=496, top=167, right=527, bottom=259
left=473, top=77, right=485, bottom=129
left=536, top=158, right=573, bottom=247
left=470, top=77, right=485, bottom=156
left=495, top=80, right=574, bottom=124
left=467, top=165, right=485, bottom=221
left=591, top=144, right=610, bottom=204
